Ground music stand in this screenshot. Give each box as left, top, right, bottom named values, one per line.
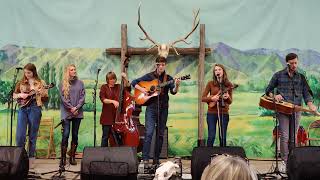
left=41, top=118, right=80, bottom=178
left=259, top=92, right=287, bottom=179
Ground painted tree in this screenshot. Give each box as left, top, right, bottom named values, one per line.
left=0, top=80, right=11, bottom=104
left=39, top=62, right=50, bottom=109
left=49, top=66, right=60, bottom=109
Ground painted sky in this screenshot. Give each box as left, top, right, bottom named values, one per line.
left=1, top=0, right=320, bottom=51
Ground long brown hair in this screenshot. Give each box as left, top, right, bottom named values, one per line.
left=212, top=64, right=230, bottom=85
left=21, top=63, right=40, bottom=83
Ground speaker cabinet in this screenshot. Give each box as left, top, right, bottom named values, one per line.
left=288, top=146, right=320, bottom=180
left=81, top=146, right=138, bottom=180
left=0, top=146, right=29, bottom=180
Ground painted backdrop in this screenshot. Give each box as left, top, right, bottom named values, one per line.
left=1, top=0, right=320, bottom=158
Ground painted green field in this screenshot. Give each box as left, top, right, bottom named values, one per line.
left=1, top=91, right=319, bottom=158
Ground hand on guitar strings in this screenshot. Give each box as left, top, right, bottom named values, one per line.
left=140, top=87, right=158, bottom=97
left=211, top=94, right=220, bottom=102
left=174, top=78, right=181, bottom=87
left=222, top=92, right=230, bottom=100
left=18, top=93, right=29, bottom=99
left=268, top=92, right=284, bottom=102
left=307, top=102, right=318, bottom=115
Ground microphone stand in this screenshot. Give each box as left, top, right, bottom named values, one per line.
left=92, top=69, right=101, bottom=147
left=217, top=79, right=225, bottom=147
left=288, top=72, right=296, bottom=154
left=259, top=89, right=286, bottom=179
left=8, top=68, right=21, bottom=146
left=153, top=71, right=161, bottom=165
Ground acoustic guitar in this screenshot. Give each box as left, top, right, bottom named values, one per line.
left=259, top=95, right=320, bottom=115
left=134, top=74, right=190, bottom=105
left=17, top=83, right=55, bottom=107
left=208, top=84, right=238, bottom=108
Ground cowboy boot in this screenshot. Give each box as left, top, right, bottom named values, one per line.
left=68, top=142, right=77, bottom=165
left=59, top=145, right=67, bottom=170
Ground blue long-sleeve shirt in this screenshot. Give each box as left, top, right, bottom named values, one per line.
left=59, top=79, right=85, bottom=120
left=131, top=71, right=176, bottom=107
left=265, top=68, right=312, bottom=106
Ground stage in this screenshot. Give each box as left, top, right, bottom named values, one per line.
left=27, top=158, right=287, bottom=179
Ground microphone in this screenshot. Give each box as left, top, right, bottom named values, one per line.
left=287, top=63, right=290, bottom=69
left=16, top=67, right=23, bottom=70
left=97, top=68, right=101, bottom=73
left=216, top=73, right=221, bottom=82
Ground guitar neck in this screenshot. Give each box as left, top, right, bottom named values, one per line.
left=158, top=80, right=174, bottom=88
left=295, top=105, right=313, bottom=113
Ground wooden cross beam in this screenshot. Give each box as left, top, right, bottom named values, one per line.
left=106, top=24, right=211, bottom=147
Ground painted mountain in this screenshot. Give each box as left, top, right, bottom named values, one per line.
left=1, top=42, right=320, bottom=89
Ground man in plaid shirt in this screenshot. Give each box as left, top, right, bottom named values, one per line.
left=265, top=53, right=317, bottom=172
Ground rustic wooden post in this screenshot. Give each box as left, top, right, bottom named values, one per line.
left=121, top=24, right=128, bottom=71
left=198, top=24, right=205, bottom=146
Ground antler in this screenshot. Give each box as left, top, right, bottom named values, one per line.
left=169, top=9, right=200, bottom=55
left=137, top=2, right=159, bottom=51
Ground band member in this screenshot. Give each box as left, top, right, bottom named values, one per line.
left=59, top=64, right=85, bottom=165
left=99, top=72, right=130, bottom=147
left=265, top=53, right=317, bottom=167
left=202, top=64, right=233, bottom=147
left=131, top=56, right=180, bottom=163
left=13, top=63, right=48, bottom=167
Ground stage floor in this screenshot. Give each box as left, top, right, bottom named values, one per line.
left=27, top=158, right=287, bottom=179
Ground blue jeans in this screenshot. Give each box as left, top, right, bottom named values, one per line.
left=16, top=103, right=42, bottom=158
left=101, top=125, right=112, bottom=147
left=142, top=104, right=168, bottom=161
left=61, top=118, right=81, bottom=146
left=206, top=113, right=229, bottom=147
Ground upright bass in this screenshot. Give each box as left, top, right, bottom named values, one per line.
left=109, top=56, right=140, bottom=147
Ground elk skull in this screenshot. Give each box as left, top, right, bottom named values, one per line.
left=138, top=3, right=200, bottom=58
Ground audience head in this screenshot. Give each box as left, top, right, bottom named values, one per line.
left=201, top=154, right=257, bottom=180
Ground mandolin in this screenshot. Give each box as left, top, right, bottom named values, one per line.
left=259, top=95, right=320, bottom=116
left=208, top=84, right=238, bottom=108
left=17, top=83, right=55, bottom=107
left=134, top=74, right=190, bottom=105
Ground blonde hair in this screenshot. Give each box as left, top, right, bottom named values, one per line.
left=62, top=64, right=76, bottom=99
left=201, top=155, right=257, bottom=180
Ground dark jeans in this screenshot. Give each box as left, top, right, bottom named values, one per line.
left=61, top=118, right=81, bottom=146
left=101, top=125, right=112, bottom=147
left=206, top=113, right=229, bottom=147
left=142, top=104, right=168, bottom=161
left=16, top=104, right=42, bottom=157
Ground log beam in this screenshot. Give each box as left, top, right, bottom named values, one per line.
left=106, top=47, right=211, bottom=56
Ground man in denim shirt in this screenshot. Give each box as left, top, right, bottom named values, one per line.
left=131, top=56, right=180, bottom=164
left=265, top=53, right=317, bottom=170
